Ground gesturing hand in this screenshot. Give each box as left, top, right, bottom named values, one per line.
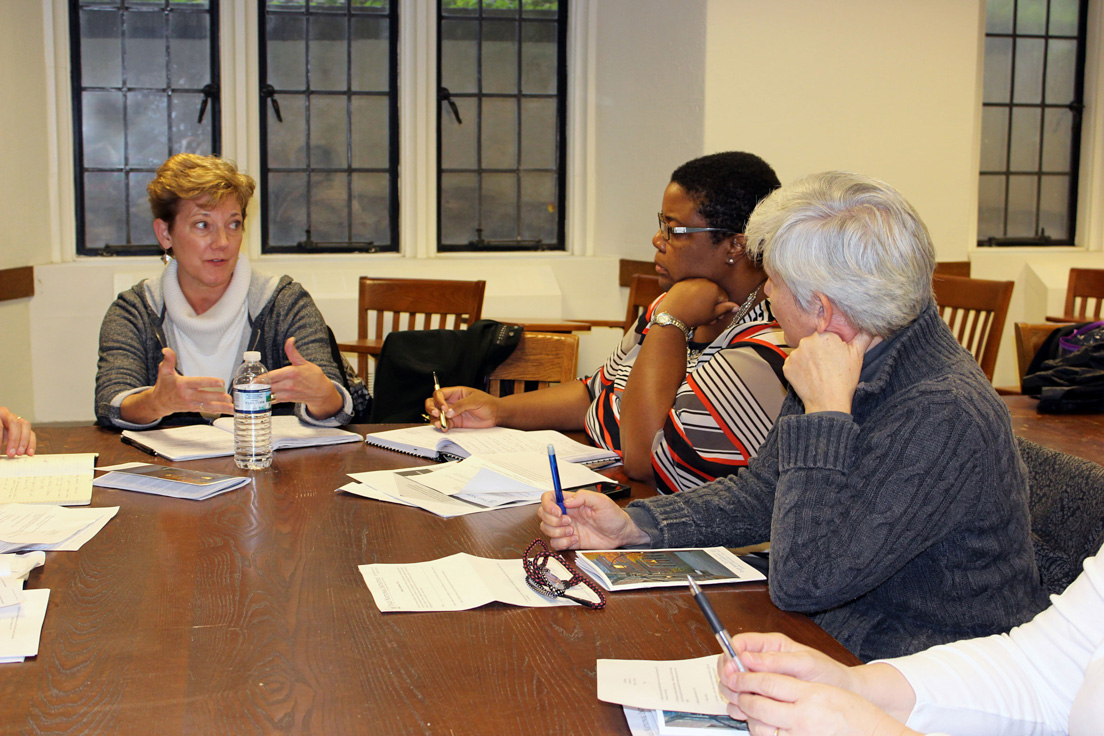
left=261, top=337, right=343, bottom=420
left=151, top=348, right=233, bottom=417
left=783, top=332, right=875, bottom=414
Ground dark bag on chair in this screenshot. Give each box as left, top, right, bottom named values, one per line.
left=1022, top=321, right=1104, bottom=413
left=368, top=320, right=523, bottom=423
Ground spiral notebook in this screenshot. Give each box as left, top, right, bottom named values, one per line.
left=121, top=416, right=361, bottom=462
left=362, top=425, right=620, bottom=467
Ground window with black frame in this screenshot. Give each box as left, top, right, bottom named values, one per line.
left=437, top=0, right=567, bottom=253
left=259, top=0, right=398, bottom=254
left=71, top=0, right=220, bottom=256
left=978, top=0, right=1087, bottom=246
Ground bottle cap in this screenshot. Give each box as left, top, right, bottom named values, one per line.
left=243, top=350, right=261, bottom=362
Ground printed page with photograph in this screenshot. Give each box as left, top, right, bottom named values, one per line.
left=576, top=548, right=764, bottom=591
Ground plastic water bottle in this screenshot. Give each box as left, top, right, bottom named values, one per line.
left=233, top=351, right=272, bottom=469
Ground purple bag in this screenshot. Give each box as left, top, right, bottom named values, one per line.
left=1058, top=321, right=1104, bottom=354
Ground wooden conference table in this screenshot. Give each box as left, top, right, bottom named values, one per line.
left=3, top=424, right=857, bottom=736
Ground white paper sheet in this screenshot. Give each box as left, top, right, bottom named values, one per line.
left=0, top=551, right=45, bottom=579
left=0, top=588, right=50, bottom=662
left=597, top=655, right=729, bottom=716
left=0, top=454, right=97, bottom=505
left=0, top=583, right=26, bottom=610
left=343, top=467, right=529, bottom=517
left=358, top=552, right=582, bottom=612
left=0, top=504, right=119, bottom=553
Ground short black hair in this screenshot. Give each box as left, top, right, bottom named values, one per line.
left=670, top=152, right=781, bottom=243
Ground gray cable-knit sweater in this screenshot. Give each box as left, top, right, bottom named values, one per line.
left=626, top=303, right=1048, bottom=661
left=95, top=270, right=354, bottom=429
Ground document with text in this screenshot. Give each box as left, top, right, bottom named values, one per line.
left=598, top=654, right=729, bottom=716
left=0, top=504, right=119, bottom=554
left=0, top=453, right=97, bottom=506
left=358, top=552, right=581, bottom=612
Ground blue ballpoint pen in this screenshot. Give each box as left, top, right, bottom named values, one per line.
left=547, top=444, right=567, bottom=514
left=688, top=575, right=746, bottom=672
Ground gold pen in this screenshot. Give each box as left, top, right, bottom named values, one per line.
left=432, top=371, right=448, bottom=430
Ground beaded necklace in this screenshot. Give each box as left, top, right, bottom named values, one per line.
left=687, top=282, right=764, bottom=368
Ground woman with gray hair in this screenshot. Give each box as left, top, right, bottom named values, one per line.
left=538, top=171, right=1047, bottom=661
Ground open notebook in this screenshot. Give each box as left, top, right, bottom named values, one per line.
left=363, top=425, right=620, bottom=467
left=121, top=416, right=361, bottom=462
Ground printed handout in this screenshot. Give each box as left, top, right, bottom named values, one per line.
left=0, top=504, right=119, bottom=554
left=598, top=654, right=729, bottom=716
left=359, top=552, right=587, bottom=612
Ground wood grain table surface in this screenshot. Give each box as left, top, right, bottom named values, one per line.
left=1003, top=394, right=1104, bottom=465
left=3, top=424, right=858, bottom=736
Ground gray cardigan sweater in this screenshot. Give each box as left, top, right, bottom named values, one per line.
left=95, top=269, right=353, bottom=429
left=627, top=303, right=1048, bottom=661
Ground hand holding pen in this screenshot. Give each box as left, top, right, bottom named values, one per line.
left=688, top=576, right=746, bottom=672
left=547, top=444, right=567, bottom=514
left=432, top=372, right=448, bottom=430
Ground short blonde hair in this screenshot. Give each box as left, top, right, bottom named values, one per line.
left=147, top=153, right=256, bottom=226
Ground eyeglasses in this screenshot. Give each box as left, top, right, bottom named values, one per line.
left=523, top=538, right=607, bottom=609
left=657, top=212, right=735, bottom=242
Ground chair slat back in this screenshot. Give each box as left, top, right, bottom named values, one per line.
left=933, top=275, right=1014, bottom=381
left=358, top=277, right=486, bottom=344
left=487, top=332, right=579, bottom=397
left=1064, top=268, right=1104, bottom=321
left=623, top=274, right=665, bottom=332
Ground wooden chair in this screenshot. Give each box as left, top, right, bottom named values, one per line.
left=1047, top=268, right=1104, bottom=323
left=934, top=261, right=971, bottom=278
left=933, top=274, right=1014, bottom=381
left=486, top=331, right=579, bottom=397
left=621, top=273, right=664, bottom=332
left=337, top=277, right=486, bottom=384
left=1014, top=322, right=1059, bottom=388
left=618, top=258, right=656, bottom=287
left=581, top=271, right=666, bottom=332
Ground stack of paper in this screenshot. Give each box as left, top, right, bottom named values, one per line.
left=121, top=416, right=361, bottom=461
left=0, top=504, right=119, bottom=554
left=0, top=453, right=98, bottom=506
left=340, top=451, right=613, bottom=517
left=94, top=462, right=251, bottom=500
left=363, top=425, right=620, bottom=467
left=599, top=655, right=749, bottom=734
left=0, top=551, right=48, bottom=663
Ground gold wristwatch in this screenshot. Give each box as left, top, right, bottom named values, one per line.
left=647, top=311, right=693, bottom=340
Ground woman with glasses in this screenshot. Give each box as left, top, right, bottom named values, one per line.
left=95, top=153, right=368, bottom=429
left=428, top=152, right=789, bottom=493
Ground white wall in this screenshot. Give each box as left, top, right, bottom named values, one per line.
left=6, top=0, right=1104, bottom=419
left=704, top=0, right=985, bottom=262
left=0, top=1, right=51, bottom=412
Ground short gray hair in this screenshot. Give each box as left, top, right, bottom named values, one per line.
left=744, top=171, right=935, bottom=337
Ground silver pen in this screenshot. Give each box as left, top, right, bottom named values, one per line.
left=688, top=576, right=746, bottom=672
left=432, top=371, right=448, bottom=430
